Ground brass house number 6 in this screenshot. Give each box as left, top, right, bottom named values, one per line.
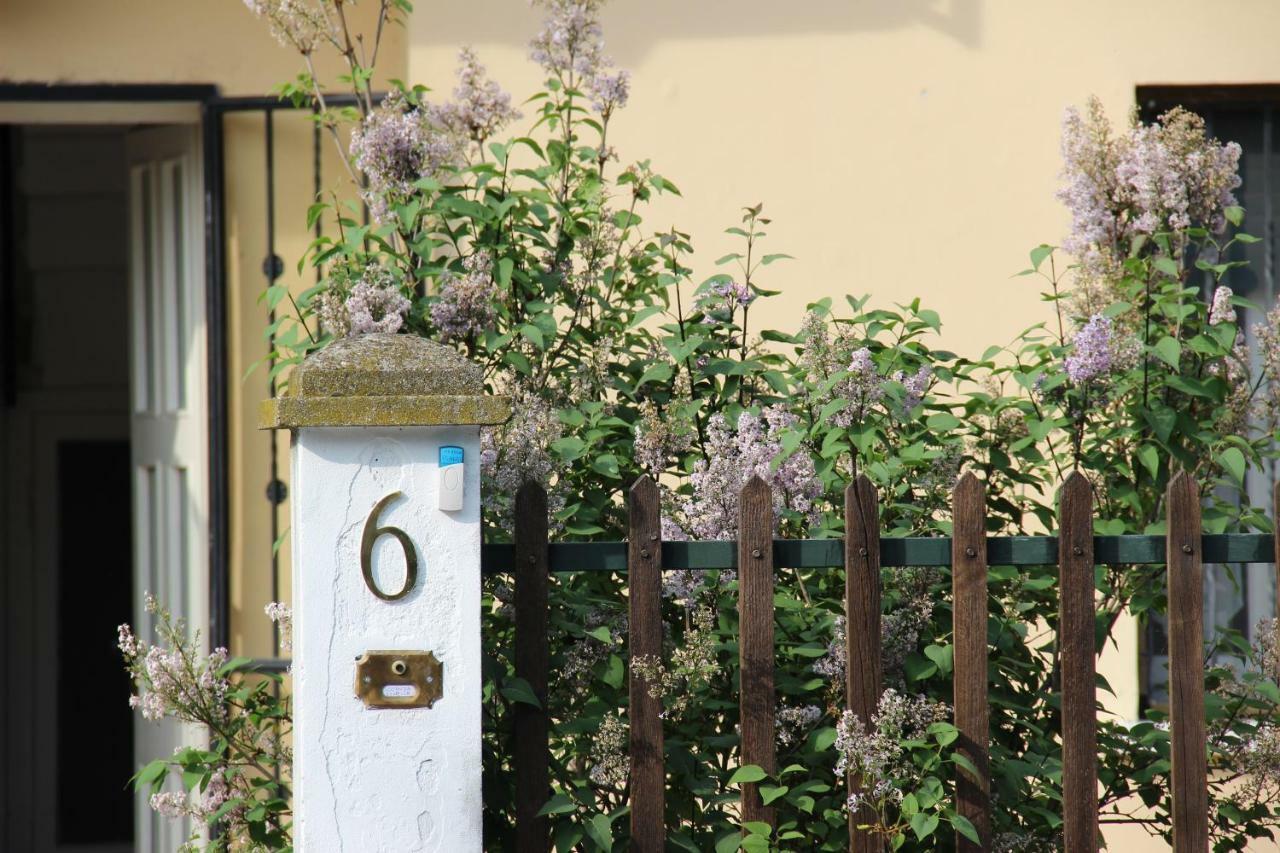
left=360, top=492, right=419, bottom=601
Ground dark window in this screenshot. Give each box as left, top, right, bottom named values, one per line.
left=1137, top=86, right=1280, bottom=708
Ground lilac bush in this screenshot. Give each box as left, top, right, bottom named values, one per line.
left=155, top=1, right=1280, bottom=849
left=120, top=595, right=290, bottom=850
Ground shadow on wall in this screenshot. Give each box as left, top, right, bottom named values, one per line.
left=417, top=0, right=984, bottom=56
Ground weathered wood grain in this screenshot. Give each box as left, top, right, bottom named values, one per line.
left=952, top=472, right=990, bottom=852
left=1166, top=471, right=1208, bottom=852
left=738, top=475, right=776, bottom=828
left=514, top=482, right=550, bottom=853
left=628, top=476, right=665, bottom=852
left=1059, top=472, right=1098, bottom=852
left=845, top=476, right=884, bottom=853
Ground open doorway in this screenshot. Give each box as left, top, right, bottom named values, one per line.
left=1, top=120, right=209, bottom=852
left=1, top=124, right=135, bottom=852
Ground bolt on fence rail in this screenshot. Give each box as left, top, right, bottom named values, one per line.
left=496, top=473, right=1280, bottom=852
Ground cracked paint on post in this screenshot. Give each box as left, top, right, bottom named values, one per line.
left=292, top=426, right=482, bottom=851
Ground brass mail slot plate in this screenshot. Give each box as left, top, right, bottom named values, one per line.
left=354, top=650, right=443, bottom=709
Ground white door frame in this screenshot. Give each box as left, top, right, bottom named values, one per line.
left=126, top=123, right=210, bottom=853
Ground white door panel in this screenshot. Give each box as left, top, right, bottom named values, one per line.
left=126, top=125, right=208, bottom=853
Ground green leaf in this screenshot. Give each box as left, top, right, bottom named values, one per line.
left=551, top=436, right=587, bottom=461
left=500, top=677, right=541, bottom=708
left=911, top=813, right=940, bottom=841
left=1029, top=244, right=1054, bottom=271
left=714, top=832, right=743, bottom=853
left=1225, top=205, right=1245, bottom=227
left=759, top=784, right=789, bottom=805
left=1218, top=446, right=1246, bottom=486
left=1152, top=336, right=1182, bottom=368
left=1154, top=256, right=1181, bottom=278
left=951, top=814, right=981, bottom=845
left=923, top=644, right=953, bottom=675
left=584, top=813, right=613, bottom=851
left=728, top=764, right=768, bottom=784
left=536, top=794, right=577, bottom=817
left=1136, top=444, right=1160, bottom=481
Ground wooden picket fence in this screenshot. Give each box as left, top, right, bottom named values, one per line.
left=480, top=472, right=1280, bottom=852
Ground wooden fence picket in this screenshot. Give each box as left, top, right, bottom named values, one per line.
left=844, top=475, right=883, bottom=852
left=738, top=475, right=777, bottom=828
left=1166, top=472, right=1208, bottom=850
left=951, top=472, right=990, bottom=851
left=1058, top=472, right=1098, bottom=851
left=482, top=466, right=1262, bottom=848
left=628, top=476, right=665, bottom=851
left=514, top=482, right=551, bottom=853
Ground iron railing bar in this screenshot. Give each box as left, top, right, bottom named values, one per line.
left=479, top=533, right=1274, bottom=574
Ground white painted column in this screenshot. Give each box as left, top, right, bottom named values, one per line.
left=262, top=333, right=508, bottom=852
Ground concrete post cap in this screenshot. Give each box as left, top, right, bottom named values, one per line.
left=259, top=333, right=511, bottom=428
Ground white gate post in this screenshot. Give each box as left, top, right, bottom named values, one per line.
left=262, top=333, right=509, bottom=851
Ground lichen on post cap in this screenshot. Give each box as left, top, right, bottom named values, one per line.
left=260, top=333, right=511, bottom=429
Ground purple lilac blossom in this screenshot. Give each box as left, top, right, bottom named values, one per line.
left=588, top=68, right=630, bottom=116
left=528, top=0, right=606, bottom=81
left=830, top=347, right=884, bottom=428
left=243, top=0, right=332, bottom=53
left=1064, top=313, right=1115, bottom=383
left=345, top=268, right=412, bottom=335
left=429, top=46, right=520, bottom=143
left=679, top=407, right=822, bottom=541
left=350, top=96, right=461, bottom=222
left=431, top=253, right=498, bottom=342
left=1209, top=285, right=1235, bottom=326
left=895, top=364, right=932, bottom=413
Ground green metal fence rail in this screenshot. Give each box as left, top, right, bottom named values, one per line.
left=479, top=532, right=1275, bottom=574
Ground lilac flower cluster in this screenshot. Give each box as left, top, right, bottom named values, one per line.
left=431, top=253, right=499, bottom=343
left=243, top=0, right=333, bottom=54
left=776, top=703, right=823, bottom=748
left=813, top=615, right=847, bottom=682
left=148, top=771, right=231, bottom=822
left=630, top=604, right=719, bottom=720
left=830, top=348, right=884, bottom=428
left=588, top=712, right=628, bottom=787
left=1064, top=314, right=1115, bottom=383
left=1254, top=307, right=1280, bottom=431
left=529, top=0, right=632, bottom=122
left=1058, top=97, right=1242, bottom=279
left=560, top=608, right=625, bottom=697
left=480, top=383, right=564, bottom=524
left=119, top=594, right=230, bottom=724
left=1063, top=313, right=1138, bottom=384
left=349, top=95, right=461, bottom=222
left=345, top=268, right=412, bottom=335
left=1117, top=109, right=1242, bottom=236
left=528, top=0, right=606, bottom=82
left=429, top=47, right=520, bottom=144
left=676, top=407, right=822, bottom=541
left=265, top=601, right=293, bottom=654
left=834, top=689, right=950, bottom=821
left=894, top=364, right=932, bottom=413
left=633, top=398, right=694, bottom=474
left=813, top=566, right=940, bottom=685
left=1209, top=285, right=1236, bottom=326
left=588, top=68, right=630, bottom=117
left=699, top=279, right=756, bottom=319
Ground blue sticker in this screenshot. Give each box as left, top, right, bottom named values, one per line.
left=439, top=445, right=464, bottom=466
